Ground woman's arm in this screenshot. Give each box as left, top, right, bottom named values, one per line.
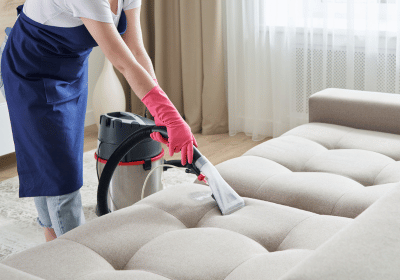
left=80, top=16, right=155, bottom=99
left=81, top=12, right=198, bottom=164
left=122, top=7, right=156, bottom=81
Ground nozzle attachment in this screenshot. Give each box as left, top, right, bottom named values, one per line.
left=156, top=126, right=245, bottom=215
left=194, top=154, right=245, bottom=215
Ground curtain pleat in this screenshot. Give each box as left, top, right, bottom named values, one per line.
left=200, top=0, right=227, bottom=134
left=129, top=0, right=156, bottom=117
left=179, top=1, right=203, bottom=132
left=130, top=0, right=228, bottom=135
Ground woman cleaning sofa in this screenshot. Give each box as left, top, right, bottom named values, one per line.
left=1, top=0, right=197, bottom=242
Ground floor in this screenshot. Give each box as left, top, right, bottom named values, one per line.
left=0, top=1, right=24, bottom=42
left=0, top=124, right=271, bottom=180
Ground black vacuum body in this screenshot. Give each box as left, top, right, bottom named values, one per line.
left=95, top=112, right=165, bottom=214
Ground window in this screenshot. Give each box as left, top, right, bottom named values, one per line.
left=321, top=0, right=395, bottom=3
left=263, top=0, right=398, bottom=34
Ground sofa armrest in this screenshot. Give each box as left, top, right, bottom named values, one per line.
left=0, top=263, right=44, bottom=280
left=279, top=184, right=400, bottom=280
left=309, top=88, right=400, bottom=135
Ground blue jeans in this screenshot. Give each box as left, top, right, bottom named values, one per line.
left=34, top=189, right=85, bottom=237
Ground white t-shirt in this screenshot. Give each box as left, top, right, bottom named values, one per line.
left=23, top=0, right=141, bottom=27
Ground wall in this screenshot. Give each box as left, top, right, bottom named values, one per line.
left=86, top=47, right=106, bottom=127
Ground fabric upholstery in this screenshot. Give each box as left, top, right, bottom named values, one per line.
left=280, top=184, right=400, bottom=280
left=1, top=184, right=352, bottom=280
left=0, top=263, right=43, bottom=280
left=309, top=88, right=400, bottom=135
left=1, top=88, right=400, bottom=279
left=216, top=122, right=399, bottom=218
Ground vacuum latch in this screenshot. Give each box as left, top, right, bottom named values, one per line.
left=143, top=159, right=152, bottom=171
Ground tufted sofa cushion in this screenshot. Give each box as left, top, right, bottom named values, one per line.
left=215, top=122, right=400, bottom=218
left=0, top=263, right=43, bottom=280
left=280, top=183, right=400, bottom=280
left=1, top=184, right=352, bottom=280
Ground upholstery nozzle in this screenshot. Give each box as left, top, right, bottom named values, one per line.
left=154, top=126, right=245, bottom=215
left=193, top=152, right=245, bottom=215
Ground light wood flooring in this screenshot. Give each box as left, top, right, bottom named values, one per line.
left=0, top=1, right=24, bottom=42
left=0, top=125, right=271, bottom=181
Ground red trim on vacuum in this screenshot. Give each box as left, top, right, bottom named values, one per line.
left=94, top=149, right=165, bottom=166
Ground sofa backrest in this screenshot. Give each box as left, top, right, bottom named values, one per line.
left=309, top=88, right=400, bottom=135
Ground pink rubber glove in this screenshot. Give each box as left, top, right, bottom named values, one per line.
left=142, top=85, right=198, bottom=166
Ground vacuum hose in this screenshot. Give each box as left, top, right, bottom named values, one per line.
left=97, top=125, right=202, bottom=216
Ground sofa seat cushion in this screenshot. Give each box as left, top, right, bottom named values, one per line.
left=1, top=184, right=352, bottom=280
left=215, top=122, right=400, bottom=218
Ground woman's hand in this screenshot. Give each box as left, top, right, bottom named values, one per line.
left=150, top=118, right=198, bottom=166
left=142, top=86, right=198, bottom=165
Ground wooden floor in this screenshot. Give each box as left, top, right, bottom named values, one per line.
left=0, top=125, right=271, bottom=181
left=0, top=1, right=24, bottom=42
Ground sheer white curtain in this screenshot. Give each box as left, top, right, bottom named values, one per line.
left=223, top=0, right=400, bottom=140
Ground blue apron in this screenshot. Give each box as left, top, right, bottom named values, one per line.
left=1, top=5, right=127, bottom=197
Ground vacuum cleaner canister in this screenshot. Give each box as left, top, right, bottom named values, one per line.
left=95, top=112, right=164, bottom=212
left=95, top=113, right=245, bottom=216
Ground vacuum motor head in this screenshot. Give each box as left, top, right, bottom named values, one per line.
left=97, top=112, right=162, bottom=162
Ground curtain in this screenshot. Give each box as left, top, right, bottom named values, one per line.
left=224, top=0, right=400, bottom=140
left=130, top=0, right=228, bottom=135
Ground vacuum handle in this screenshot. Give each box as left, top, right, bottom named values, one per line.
left=155, top=126, right=168, bottom=139
left=152, top=125, right=202, bottom=169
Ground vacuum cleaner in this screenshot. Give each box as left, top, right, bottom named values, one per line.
left=95, top=112, right=166, bottom=212
left=96, top=112, right=245, bottom=216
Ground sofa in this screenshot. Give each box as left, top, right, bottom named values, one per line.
left=1, top=88, right=400, bottom=280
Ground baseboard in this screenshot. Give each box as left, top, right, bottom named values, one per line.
left=85, top=109, right=96, bottom=127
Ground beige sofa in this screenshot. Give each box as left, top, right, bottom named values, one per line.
left=1, top=88, right=400, bottom=280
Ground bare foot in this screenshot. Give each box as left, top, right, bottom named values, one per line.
left=44, top=227, right=57, bottom=242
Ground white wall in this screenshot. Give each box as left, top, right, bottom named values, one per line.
left=0, top=102, right=14, bottom=155
left=86, top=47, right=130, bottom=127
left=86, top=46, right=106, bottom=127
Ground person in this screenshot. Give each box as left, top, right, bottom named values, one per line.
left=0, top=0, right=197, bottom=242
